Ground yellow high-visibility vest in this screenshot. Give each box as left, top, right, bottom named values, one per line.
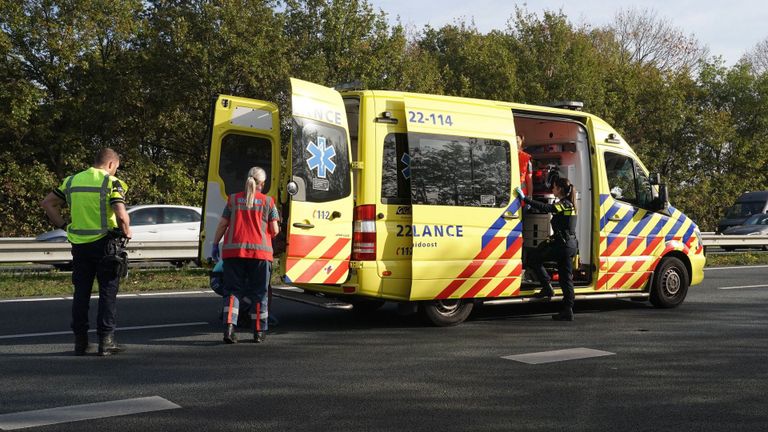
left=55, top=167, right=128, bottom=244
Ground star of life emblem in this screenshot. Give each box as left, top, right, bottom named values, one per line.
left=306, top=136, right=337, bottom=178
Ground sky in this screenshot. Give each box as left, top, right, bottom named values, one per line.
left=368, top=0, right=768, bottom=66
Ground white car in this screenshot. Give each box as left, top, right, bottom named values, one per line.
left=36, top=205, right=202, bottom=243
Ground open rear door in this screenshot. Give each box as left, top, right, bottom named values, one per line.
left=200, top=95, right=280, bottom=262
left=404, top=95, right=523, bottom=300
left=284, top=79, right=353, bottom=284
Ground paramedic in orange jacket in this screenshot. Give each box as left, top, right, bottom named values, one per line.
left=211, top=167, right=280, bottom=344
left=517, top=135, right=533, bottom=196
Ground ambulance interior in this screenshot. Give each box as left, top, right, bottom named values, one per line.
left=513, top=114, right=593, bottom=286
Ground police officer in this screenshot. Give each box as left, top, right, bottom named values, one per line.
left=211, top=166, right=280, bottom=344
left=516, top=177, right=578, bottom=321
left=40, top=148, right=132, bottom=355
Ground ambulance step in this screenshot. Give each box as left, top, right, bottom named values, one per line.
left=483, top=292, right=649, bottom=306
left=272, top=286, right=353, bottom=310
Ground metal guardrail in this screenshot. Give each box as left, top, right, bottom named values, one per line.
left=0, top=234, right=766, bottom=264
left=0, top=238, right=198, bottom=263
left=700, top=232, right=768, bottom=249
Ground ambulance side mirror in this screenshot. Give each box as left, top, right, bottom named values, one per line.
left=286, top=181, right=298, bottom=196
left=649, top=173, right=661, bottom=185
left=648, top=172, right=670, bottom=213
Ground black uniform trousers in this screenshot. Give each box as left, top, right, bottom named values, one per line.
left=71, top=236, right=120, bottom=335
left=527, top=240, right=577, bottom=311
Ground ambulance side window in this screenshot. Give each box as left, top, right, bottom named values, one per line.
left=604, top=152, right=653, bottom=208
left=409, top=133, right=510, bottom=207
left=219, top=134, right=272, bottom=195
left=291, top=117, right=351, bottom=203
left=381, top=133, right=411, bottom=204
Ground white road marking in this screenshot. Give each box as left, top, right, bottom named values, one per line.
left=0, top=396, right=180, bottom=430
left=0, top=290, right=214, bottom=304
left=718, top=284, right=768, bottom=290
left=0, top=287, right=302, bottom=303
left=502, top=347, right=615, bottom=364
left=704, top=265, right=768, bottom=271
left=0, top=322, right=209, bottom=340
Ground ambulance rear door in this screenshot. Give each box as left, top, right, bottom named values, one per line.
left=403, top=96, right=523, bottom=300
left=284, top=78, right=353, bottom=284
left=200, top=95, right=281, bottom=262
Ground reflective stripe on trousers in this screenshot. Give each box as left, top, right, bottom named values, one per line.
left=223, top=295, right=239, bottom=325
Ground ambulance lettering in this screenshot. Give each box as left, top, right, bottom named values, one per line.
left=293, top=96, right=343, bottom=126
left=407, top=110, right=454, bottom=126
left=395, top=224, right=464, bottom=237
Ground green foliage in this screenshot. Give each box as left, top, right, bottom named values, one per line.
left=0, top=152, right=61, bottom=236
left=1, top=1, right=766, bottom=235
left=509, top=9, right=606, bottom=106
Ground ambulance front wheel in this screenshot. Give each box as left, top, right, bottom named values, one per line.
left=421, top=299, right=474, bottom=326
left=650, top=257, right=689, bottom=308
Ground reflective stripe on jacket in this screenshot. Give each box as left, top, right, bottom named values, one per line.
left=55, top=167, right=127, bottom=244
left=221, top=191, right=276, bottom=261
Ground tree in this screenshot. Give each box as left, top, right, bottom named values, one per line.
left=507, top=8, right=607, bottom=108
left=0, top=0, right=143, bottom=175
left=608, top=7, right=708, bottom=74
left=282, top=0, right=406, bottom=89
left=741, top=37, right=768, bottom=75
left=415, top=21, right=518, bottom=100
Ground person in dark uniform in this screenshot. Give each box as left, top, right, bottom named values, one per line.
left=516, top=177, right=578, bottom=321
left=40, top=148, right=131, bottom=355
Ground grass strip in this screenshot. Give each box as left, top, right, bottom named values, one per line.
left=705, top=252, right=768, bottom=267
left=0, top=268, right=210, bottom=299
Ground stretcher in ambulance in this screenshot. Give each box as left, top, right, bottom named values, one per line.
left=199, top=79, right=706, bottom=326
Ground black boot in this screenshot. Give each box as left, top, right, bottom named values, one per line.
left=223, top=324, right=238, bottom=344
left=552, top=309, right=574, bottom=321
left=74, top=333, right=93, bottom=356
left=253, top=331, right=266, bottom=343
left=98, top=333, right=124, bottom=356
left=534, top=283, right=555, bottom=298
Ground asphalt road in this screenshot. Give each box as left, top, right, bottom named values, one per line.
left=1, top=265, right=767, bottom=431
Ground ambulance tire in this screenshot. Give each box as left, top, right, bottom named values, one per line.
left=421, top=299, right=474, bottom=327
left=650, top=257, right=689, bottom=308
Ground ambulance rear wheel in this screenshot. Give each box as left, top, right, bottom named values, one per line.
left=650, top=257, right=689, bottom=308
left=421, top=299, right=474, bottom=326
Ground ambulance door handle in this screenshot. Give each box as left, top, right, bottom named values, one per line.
left=293, top=222, right=315, bottom=229
left=608, top=216, right=622, bottom=222
left=329, top=211, right=342, bottom=220
left=502, top=211, right=519, bottom=220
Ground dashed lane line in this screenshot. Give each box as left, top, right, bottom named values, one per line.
left=0, top=322, right=209, bottom=340
left=0, top=290, right=215, bottom=303
left=502, top=347, right=615, bottom=364
left=0, top=396, right=180, bottom=430
left=718, top=284, right=768, bottom=290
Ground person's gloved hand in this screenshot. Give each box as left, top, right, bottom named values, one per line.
left=515, top=186, right=526, bottom=200
left=211, top=243, right=220, bottom=262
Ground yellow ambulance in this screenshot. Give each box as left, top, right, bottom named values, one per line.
left=200, top=78, right=706, bottom=326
